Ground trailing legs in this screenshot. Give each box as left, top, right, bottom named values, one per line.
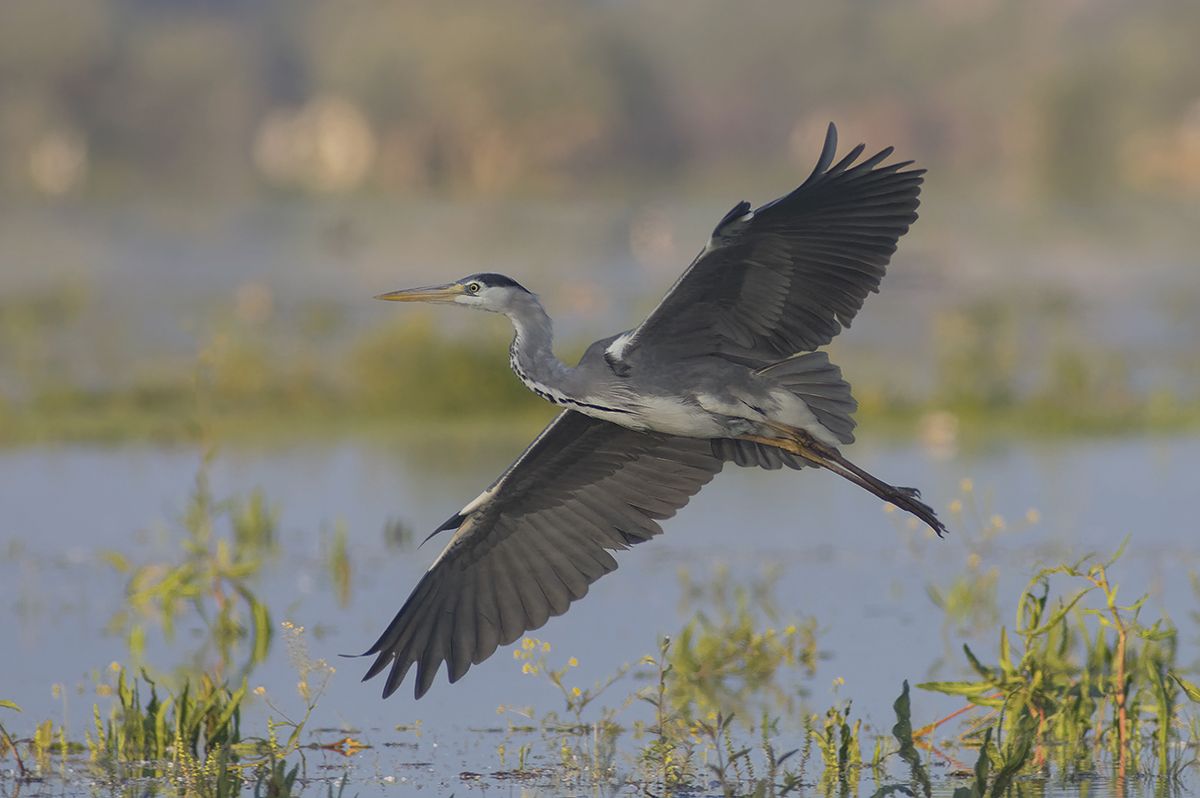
left=740, top=425, right=947, bottom=537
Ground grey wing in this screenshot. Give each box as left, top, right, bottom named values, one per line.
left=361, top=410, right=724, bottom=699
left=711, top=439, right=814, bottom=470
left=615, top=122, right=924, bottom=364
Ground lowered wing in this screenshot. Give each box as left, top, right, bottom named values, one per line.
left=362, top=410, right=724, bottom=699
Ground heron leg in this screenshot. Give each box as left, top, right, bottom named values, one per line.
left=739, top=430, right=947, bottom=538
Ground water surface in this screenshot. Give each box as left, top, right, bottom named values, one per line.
left=1, top=434, right=1197, bottom=793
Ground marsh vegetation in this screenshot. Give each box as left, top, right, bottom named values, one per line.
left=2, top=435, right=1198, bottom=796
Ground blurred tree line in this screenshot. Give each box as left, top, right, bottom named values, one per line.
left=2, top=0, right=1200, bottom=202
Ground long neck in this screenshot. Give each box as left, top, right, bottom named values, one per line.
left=505, top=295, right=575, bottom=399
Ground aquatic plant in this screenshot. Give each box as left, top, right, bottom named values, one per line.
left=920, top=543, right=1197, bottom=781
left=502, top=636, right=629, bottom=785
left=0, top=621, right=338, bottom=795
left=104, top=448, right=274, bottom=679
left=670, top=565, right=820, bottom=723
left=324, top=522, right=352, bottom=609
left=811, top=698, right=862, bottom=790
left=86, top=663, right=244, bottom=770
left=0, top=701, right=24, bottom=778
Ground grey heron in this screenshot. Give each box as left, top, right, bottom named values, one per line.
left=365, top=122, right=945, bottom=699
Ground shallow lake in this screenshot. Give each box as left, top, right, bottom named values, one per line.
left=2, top=432, right=1198, bottom=794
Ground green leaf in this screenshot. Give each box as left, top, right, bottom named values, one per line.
left=1103, top=536, right=1130, bottom=568
left=916, top=681, right=994, bottom=698
left=963, top=644, right=994, bottom=680
left=973, top=727, right=992, bottom=796
left=101, top=551, right=131, bottom=572
left=1171, top=672, right=1200, bottom=703
left=1025, top=587, right=1091, bottom=637
left=990, top=711, right=1036, bottom=797
left=0, top=700, right=21, bottom=712
left=998, top=628, right=1012, bottom=674
left=215, top=680, right=245, bottom=742
left=892, top=681, right=931, bottom=798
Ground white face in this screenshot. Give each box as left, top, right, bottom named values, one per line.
left=454, top=280, right=513, bottom=312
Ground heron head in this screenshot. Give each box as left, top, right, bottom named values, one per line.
left=375, top=272, right=532, bottom=313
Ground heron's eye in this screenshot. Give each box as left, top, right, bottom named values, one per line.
left=466, top=282, right=481, bottom=294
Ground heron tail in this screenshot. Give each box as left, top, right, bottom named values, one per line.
left=755, top=352, right=857, bottom=444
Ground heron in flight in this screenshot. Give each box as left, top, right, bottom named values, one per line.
left=365, top=123, right=945, bottom=699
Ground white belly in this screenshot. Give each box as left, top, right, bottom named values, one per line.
left=622, top=395, right=731, bottom=437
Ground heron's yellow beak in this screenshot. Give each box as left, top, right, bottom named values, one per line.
left=374, top=283, right=464, bottom=303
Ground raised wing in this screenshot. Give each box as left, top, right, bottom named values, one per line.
left=361, top=410, right=724, bottom=699
left=613, top=123, right=923, bottom=365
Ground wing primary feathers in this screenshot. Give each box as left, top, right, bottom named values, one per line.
left=821, top=143, right=868, bottom=182
left=488, top=545, right=528, bottom=644
left=613, top=125, right=923, bottom=362
left=802, top=122, right=839, bottom=187
left=414, top=591, right=457, bottom=699
left=449, top=575, right=477, bottom=683
left=470, top=564, right=501, bottom=665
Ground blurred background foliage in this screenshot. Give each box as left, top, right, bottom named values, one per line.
left=1, top=0, right=1198, bottom=443
left=4, top=0, right=1200, bottom=200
